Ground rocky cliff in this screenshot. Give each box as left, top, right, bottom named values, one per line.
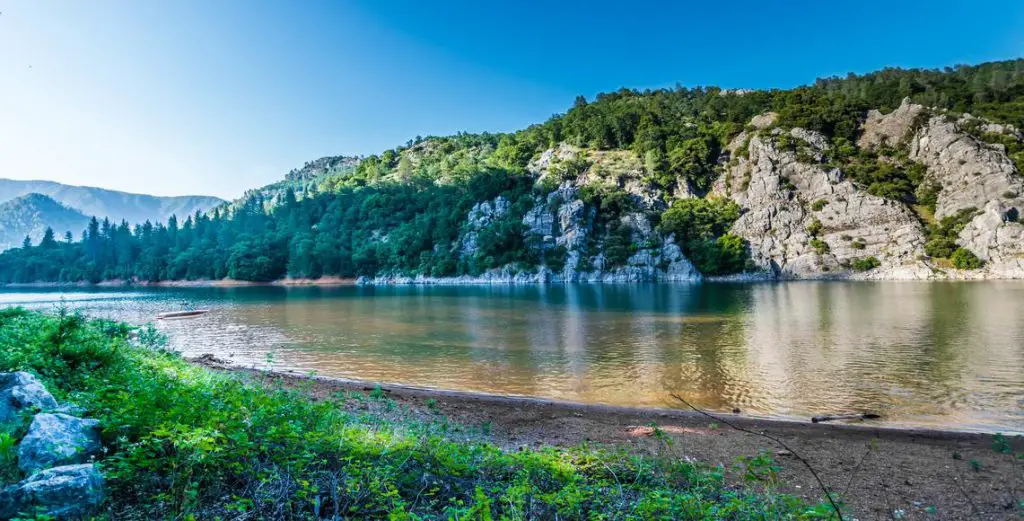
left=371, top=98, right=1024, bottom=284
left=708, top=98, right=1024, bottom=280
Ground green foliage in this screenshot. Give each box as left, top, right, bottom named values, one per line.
left=810, top=199, right=828, bottom=212
left=0, top=310, right=830, bottom=519
left=659, top=198, right=741, bottom=243
left=924, top=208, right=979, bottom=259
left=0, top=169, right=536, bottom=283
left=851, top=256, right=881, bottom=272
left=809, top=238, right=830, bottom=255
left=951, top=248, right=985, bottom=269
left=841, top=151, right=928, bottom=203
left=806, top=219, right=823, bottom=237
left=658, top=199, right=747, bottom=275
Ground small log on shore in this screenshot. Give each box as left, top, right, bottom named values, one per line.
left=811, top=413, right=881, bottom=423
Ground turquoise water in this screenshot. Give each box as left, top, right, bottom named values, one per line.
left=2, top=282, right=1022, bottom=432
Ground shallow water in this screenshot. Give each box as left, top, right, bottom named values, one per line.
left=2, top=282, right=1022, bottom=432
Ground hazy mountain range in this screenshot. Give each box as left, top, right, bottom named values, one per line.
left=0, top=179, right=224, bottom=251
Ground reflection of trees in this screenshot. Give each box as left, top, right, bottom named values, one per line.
left=161, top=283, right=1022, bottom=430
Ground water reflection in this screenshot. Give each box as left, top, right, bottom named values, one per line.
left=2, top=282, right=1021, bottom=432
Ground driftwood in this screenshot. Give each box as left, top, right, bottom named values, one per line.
left=811, top=413, right=881, bottom=424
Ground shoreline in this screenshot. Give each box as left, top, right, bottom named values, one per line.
left=202, top=362, right=1013, bottom=439
left=2, top=274, right=1021, bottom=289
left=199, top=360, right=1024, bottom=520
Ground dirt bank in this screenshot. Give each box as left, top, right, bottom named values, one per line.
left=193, top=359, right=1023, bottom=521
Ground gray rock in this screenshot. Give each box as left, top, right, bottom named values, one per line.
left=13, top=464, right=105, bottom=519
left=749, top=112, right=779, bottom=130
left=0, top=483, right=19, bottom=519
left=18, top=413, right=102, bottom=474
left=908, top=113, right=1024, bottom=220
left=715, top=123, right=929, bottom=279
left=857, top=98, right=925, bottom=151
left=0, top=372, right=58, bottom=427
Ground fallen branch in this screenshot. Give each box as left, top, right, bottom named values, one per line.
left=670, top=393, right=844, bottom=521
left=811, top=413, right=880, bottom=424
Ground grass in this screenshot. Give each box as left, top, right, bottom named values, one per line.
left=0, top=308, right=837, bottom=520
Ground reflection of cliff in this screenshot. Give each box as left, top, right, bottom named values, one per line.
left=735, top=283, right=1024, bottom=428
left=156, top=284, right=1023, bottom=430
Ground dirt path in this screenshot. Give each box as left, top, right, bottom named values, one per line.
left=197, top=360, right=1024, bottom=521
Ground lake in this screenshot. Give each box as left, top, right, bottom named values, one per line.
left=2, top=282, right=1022, bottom=433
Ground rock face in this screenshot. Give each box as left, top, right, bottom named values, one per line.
left=860, top=98, right=1024, bottom=277
left=0, top=372, right=58, bottom=426
left=18, top=413, right=103, bottom=474
left=716, top=127, right=930, bottom=279
left=857, top=99, right=925, bottom=151
left=1, top=464, right=105, bottom=520
left=521, top=147, right=699, bottom=282
left=958, top=200, right=1024, bottom=276
left=909, top=114, right=1024, bottom=220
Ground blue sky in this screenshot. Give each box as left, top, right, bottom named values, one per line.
left=1, top=1, right=1022, bottom=199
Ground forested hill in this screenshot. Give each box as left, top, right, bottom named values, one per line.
left=2, top=59, right=1024, bottom=284
left=0, top=194, right=90, bottom=251
left=0, top=179, right=224, bottom=227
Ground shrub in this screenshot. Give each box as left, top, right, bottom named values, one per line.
left=810, top=199, right=828, bottom=211
left=951, top=248, right=985, bottom=269
left=658, top=198, right=749, bottom=275
left=851, top=256, right=881, bottom=271
left=810, top=238, right=830, bottom=254
left=806, top=219, right=823, bottom=237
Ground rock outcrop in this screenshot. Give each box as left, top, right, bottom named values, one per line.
left=909, top=114, right=1024, bottom=220
left=715, top=127, right=930, bottom=279
left=0, top=372, right=58, bottom=425
left=19, top=413, right=103, bottom=474
left=0, top=373, right=106, bottom=519
left=522, top=147, right=699, bottom=282
left=860, top=98, right=1024, bottom=277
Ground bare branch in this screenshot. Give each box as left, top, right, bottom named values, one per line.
left=669, top=393, right=844, bottom=521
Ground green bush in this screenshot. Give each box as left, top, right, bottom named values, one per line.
left=810, top=199, right=828, bottom=212
left=806, top=219, right=823, bottom=237
left=951, top=248, right=985, bottom=269
left=0, top=310, right=830, bottom=520
left=810, top=238, right=830, bottom=254
left=924, top=208, right=978, bottom=259
left=851, top=256, right=881, bottom=271
left=658, top=198, right=749, bottom=275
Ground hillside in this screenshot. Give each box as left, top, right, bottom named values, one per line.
left=224, top=155, right=360, bottom=212
left=2, top=59, right=1024, bottom=284
left=0, top=179, right=224, bottom=229
left=0, top=194, right=90, bottom=251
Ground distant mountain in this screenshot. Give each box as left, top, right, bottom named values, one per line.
left=0, top=179, right=225, bottom=227
left=0, top=194, right=90, bottom=251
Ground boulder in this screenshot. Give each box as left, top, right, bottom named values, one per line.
left=18, top=413, right=102, bottom=474
left=6, top=464, right=105, bottom=519
left=0, top=372, right=58, bottom=427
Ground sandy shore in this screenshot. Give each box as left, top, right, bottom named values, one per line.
left=193, top=358, right=1022, bottom=521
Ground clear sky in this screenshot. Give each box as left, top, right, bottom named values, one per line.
left=1, top=1, right=1022, bottom=199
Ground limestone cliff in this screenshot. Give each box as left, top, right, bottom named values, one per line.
left=714, top=127, right=930, bottom=279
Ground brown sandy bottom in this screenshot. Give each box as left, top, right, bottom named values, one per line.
left=194, top=358, right=1023, bottom=521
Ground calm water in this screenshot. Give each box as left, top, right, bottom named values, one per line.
left=2, top=283, right=1022, bottom=433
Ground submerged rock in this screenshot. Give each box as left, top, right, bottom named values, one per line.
left=3, top=464, right=105, bottom=519
left=18, top=413, right=103, bottom=474
left=0, top=372, right=58, bottom=427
